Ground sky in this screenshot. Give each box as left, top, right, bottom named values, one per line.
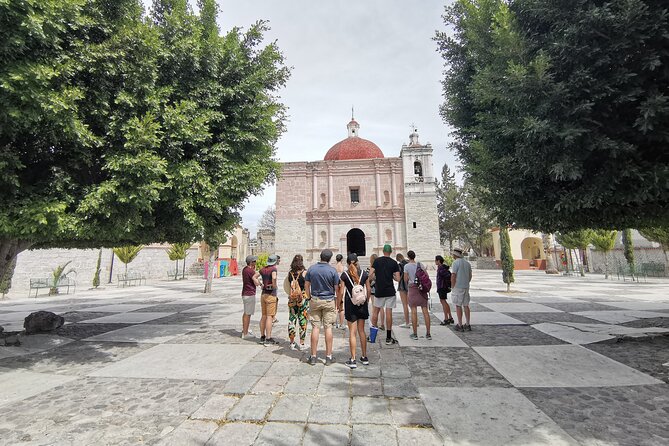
left=214, top=1, right=459, bottom=235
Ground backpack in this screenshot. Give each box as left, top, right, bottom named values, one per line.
left=345, top=271, right=367, bottom=306
left=288, top=272, right=303, bottom=306
left=415, top=264, right=432, bottom=294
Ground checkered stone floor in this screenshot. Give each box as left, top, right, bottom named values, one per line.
left=0, top=270, right=667, bottom=445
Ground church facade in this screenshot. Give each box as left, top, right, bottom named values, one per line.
left=275, top=118, right=441, bottom=267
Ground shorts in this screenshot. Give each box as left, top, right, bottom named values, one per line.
left=242, top=294, right=256, bottom=315
left=437, top=288, right=449, bottom=300
left=451, top=288, right=471, bottom=306
left=309, top=298, right=336, bottom=327
left=373, top=295, right=397, bottom=309
left=261, top=293, right=278, bottom=317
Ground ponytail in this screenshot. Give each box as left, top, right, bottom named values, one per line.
left=348, top=261, right=360, bottom=284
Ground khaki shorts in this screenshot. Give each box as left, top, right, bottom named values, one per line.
left=242, top=294, right=256, bottom=315
left=451, top=288, right=471, bottom=306
left=373, top=295, right=396, bottom=309
left=309, top=298, right=336, bottom=327
left=261, top=294, right=278, bottom=317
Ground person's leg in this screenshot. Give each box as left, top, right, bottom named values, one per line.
left=348, top=319, right=357, bottom=359
left=260, top=294, right=267, bottom=337
left=325, top=326, right=334, bottom=357
left=385, top=306, right=393, bottom=338
left=440, top=299, right=449, bottom=321
left=288, top=306, right=297, bottom=344
left=464, top=305, right=471, bottom=325
left=411, top=305, right=418, bottom=335
left=379, top=303, right=385, bottom=328
left=310, top=323, right=320, bottom=357
left=456, top=305, right=463, bottom=326
left=400, top=290, right=410, bottom=325
left=242, top=313, right=251, bottom=335
left=325, top=303, right=335, bottom=357
left=299, top=303, right=308, bottom=346
left=358, top=319, right=367, bottom=358
left=421, top=305, right=431, bottom=336
left=371, top=305, right=380, bottom=327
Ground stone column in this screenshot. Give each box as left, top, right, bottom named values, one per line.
left=312, top=223, right=318, bottom=249
left=328, top=221, right=333, bottom=248
left=312, top=169, right=318, bottom=211
left=391, top=166, right=398, bottom=208
left=377, top=220, right=383, bottom=250
left=375, top=170, right=382, bottom=208
left=327, top=168, right=334, bottom=209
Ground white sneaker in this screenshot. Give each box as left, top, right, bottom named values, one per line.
left=241, top=330, right=254, bottom=339
left=290, top=342, right=297, bottom=350
left=399, top=323, right=410, bottom=328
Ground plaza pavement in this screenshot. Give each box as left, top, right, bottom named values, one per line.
left=0, top=270, right=668, bottom=445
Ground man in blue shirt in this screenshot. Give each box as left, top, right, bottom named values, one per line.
left=305, top=249, right=340, bottom=365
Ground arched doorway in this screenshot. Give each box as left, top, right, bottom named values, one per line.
left=347, top=228, right=366, bottom=257
left=520, top=237, right=543, bottom=260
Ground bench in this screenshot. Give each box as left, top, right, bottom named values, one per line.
left=640, top=262, right=666, bottom=278
left=117, top=272, right=147, bottom=287
left=166, top=270, right=185, bottom=280
left=29, top=277, right=76, bottom=297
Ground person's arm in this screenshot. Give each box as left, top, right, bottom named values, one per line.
left=252, top=271, right=261, bottom=287
left=469, top=268, right=473, bottom=284
left=403, top=271, right=409, bottom=285
left=305, top=280, right=311, bottom=299
left=336, top=282, right=344, bottom=311
left=451, top=272, right=457, bottom=289
left=271, top=270, right=277, bottom=289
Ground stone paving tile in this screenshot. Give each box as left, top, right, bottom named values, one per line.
left=252, top=374, right=290, bottom=393
left=540, top=301, right=623, bottom=312
left=191, top=394, right=238, bottom=420
left=396, top=427, right=443, bottom=445
left=572, top=310, right=669, bottom=324
left=622, top=317, right=669, bottom=329
left=351, top=396, right=392, bottom=425
left=470, top=295, right=528, bottom=303
left=0, top=368, right=77, bottom=408
left=421, top=387, right=578, bottom=445
left=303, top=423, right=350, bottom=446
left=480, top=302, right=563, bottom=313
left=351, top=423, right=398, bottom=446
left=505, top=311, right=604, bottom=325
left=205, top=422, right=262, bottom=446
left=144, top=312, right=212, bottom=325
left=586, top=336, right=669, bottom=383
left=237, top=360, right=273, bottom=376
left=351, top=377, right=383, bottom=396
left=156, top=419, right=218, bottom=446
left=83, top=323, right=200, bottom=343
left=284, top=373, right=321, bottom=395
left=53, top=322, right=134, bottom=340
left=79, top=311, right=175, bottom=324
left=268, top=395, right=314, bottom=422
left=389, top=398, right=432, bottom=426
left=308, top=396, right=350, bottom=424
left=383, top=378, right=420, bottom=398
left=0, top=340, right=154, bottom=376
left=520, top=385, right=669, bottom=446
left=255, top=422, right=306, bottom=446
left=450, top=324, right=568, bottom=346
left=475, top=345, right=662, bottom=387
left=226, top=393, right=277, bottom=421
left=130, top=303, right=207, bottom=313
left=223, top=373, right=261, bottom=395
left=317, top=375, right=350, bottom=397
left=60, top=311, right=116, bottom=323
left=402, top=347, right=512, bottom=388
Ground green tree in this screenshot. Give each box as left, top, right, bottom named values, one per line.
left=622, top=229, right=636, bottom=279
left=556, top=229, right=593, bottom=277
left=638, top=227, right=669, bottom=275
left=435, top=0, right=669, bottom=233
left=166, top=242, right=191, bottom=280
left=256, top=252, right=269, bottom=270
left=92, top=249, right=102, bottom=288
left=0, top=0, right=289, bottom=292
left=436, top=164, right=463, bottom=250
left=590, top=230, right=617, bottom=279
left=459, top=182, right=495, bottom=256
left=500, top=225, right=514, bottom=291
left=113, top=245, right=143, bottom=275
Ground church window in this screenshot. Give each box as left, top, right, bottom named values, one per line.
left=414, top=161, right=423, bottom=177
left=320, top=193, right=326, bottom=208
left=350, top=188, right=360, bottom=203
left=383, top=190, right=390, bottom=205
left=412, top=222, right=417, bottom=229
left=319, top=231, right=327, bottom=247
left=385, top=229, right=392, bottom=243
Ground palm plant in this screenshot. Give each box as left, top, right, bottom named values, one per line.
left=112, top=245, right=143, bottom=275
left=166, top=243, right=191, bottom=280
left=557, top=230, right=594, bottom=276
left=50, top=261, right=75, bottom=295
left=590, top=230, right=618, bottom=279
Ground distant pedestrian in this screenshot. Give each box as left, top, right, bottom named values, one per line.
left=403, top=251, right=432, bottom=340
left=335, top=254, right=346, bottom=329
left=241, top=255, right=260, bottom=339
left=451, top=248, right=472, bottom=331
left=396, top=253, right=411, bottom=327
left=435, top=256, right=454, bottom=325
left=287, top=254, right=309, bottom=351
left=305, top=249, right=340, bottom=365
left=259, top=255, right=279, bottom=345
left=338, top=253, right=371, bottom=369
left=370, top=244, right=401, bottom=345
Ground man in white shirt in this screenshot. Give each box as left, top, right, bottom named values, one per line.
left=450, top=248, right=472, bottom=332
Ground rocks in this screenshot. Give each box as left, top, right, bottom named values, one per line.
left=3, top=333, right=21, bottom=346
left=23, top=311, right=65, bottom=334
left=0, top=324, right=4, bottom=334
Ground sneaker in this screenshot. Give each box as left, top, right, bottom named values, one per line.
left=409, top=333, right=418, bottom=340
left=385, top=338, right=398, bottom=345
left=241, top=331, right=254, bottom=339
left=454, top=324, right=464, bottom=332
left=465, top=324, right=472, bottom=332
left=290, top=342, right=297, bottom=350
left=259, top=335, right=266, bottom=344
left=447, top=318, right=455, bottom=324
left=299, top=343, right=305, bottom=351
left=345, top=359, right=357, bottom=369
left=439, top=320, right=448, bottom=326
left=325, top=355, right=335, bottom=366
left=379, top=325, right=385, bottom=331
left=399, top=322, right=410, bottom=328
left=359, top=356, right=370, bottom=365
left=426, top=333, right=432, bottom=340
left=273, top=317, right=279, bottom=324
left=307, top=355, right=318, bottom=366
left=265, top=338, right=279, bottom=345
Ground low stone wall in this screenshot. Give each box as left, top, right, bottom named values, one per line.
left=589, top=247, right=667, bottom=276
left=476, top=257, right=499, bottom=270
left=9, top=246, right=201, bottom=295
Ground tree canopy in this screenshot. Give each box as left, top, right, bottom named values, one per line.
left=436, top=0, right=669, bottom=232
left=0, top=0, right=289, bottom=281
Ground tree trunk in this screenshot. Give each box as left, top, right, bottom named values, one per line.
left=579, top=249, right=585, bottom=277
left=506, top=282, right=510, bottom=292
left=182, top=255, right=187, bottom=279
left=0, top=239, right=32, bottom=296
left=604, top=252, right=609, bottom=279
left=203, top=249, right=216, bottom=293
left=174, top=260, right=179, bottom=280
left=542, top=234, right=559, bottom=274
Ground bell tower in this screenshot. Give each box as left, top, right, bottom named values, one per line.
left=400, top=127, right=441, bottom=263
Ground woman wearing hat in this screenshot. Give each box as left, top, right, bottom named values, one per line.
left=338, top=253, right=371, bottom=369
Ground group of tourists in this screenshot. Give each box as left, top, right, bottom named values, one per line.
left=240, top=244, right=472, bottom=368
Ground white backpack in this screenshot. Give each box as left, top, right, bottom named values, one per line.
left=345, top=271, right=367, bottom=306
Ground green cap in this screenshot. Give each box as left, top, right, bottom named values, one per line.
left=383, top=244, right=392, bottom=253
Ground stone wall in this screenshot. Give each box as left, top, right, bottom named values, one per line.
left=589, top=247, right=667, bottom=276
left=9, top=246, right=200, bottom=295
left=403, top=193, right=441, bottom=266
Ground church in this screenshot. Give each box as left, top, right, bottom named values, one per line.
left=275, top=117, right=441, bottom=267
